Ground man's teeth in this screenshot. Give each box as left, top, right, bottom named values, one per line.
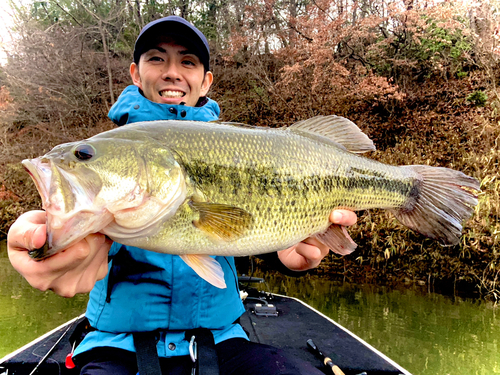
left=160, top=90, right=185, bottom=98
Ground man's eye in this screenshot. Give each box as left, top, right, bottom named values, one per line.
left=148, top=56, right=163, bottom=62
left=182, top=60, right=195, bottom=66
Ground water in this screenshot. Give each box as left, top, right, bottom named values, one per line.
left=0, top=241, right=89, bottom=358
left=1, top=241, right=499, bottom=374
left=254, top=273, right=499, bottom=375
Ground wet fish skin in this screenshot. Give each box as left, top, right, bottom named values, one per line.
left=22, top=116, right=480, bottom=288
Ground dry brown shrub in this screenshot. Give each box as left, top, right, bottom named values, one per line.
left=0, top=21, right=125, bottom=232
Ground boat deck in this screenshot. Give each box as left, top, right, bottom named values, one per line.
left=241, top=292, right=409, bottom=375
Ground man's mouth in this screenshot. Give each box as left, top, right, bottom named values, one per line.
left=159, top=90, right=186, bottom=98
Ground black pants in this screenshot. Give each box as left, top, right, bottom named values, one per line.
left=76, top=338, right=324, bottom=375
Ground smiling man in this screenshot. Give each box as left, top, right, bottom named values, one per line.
left=7, top=15, right=357, bottom=375
left=130, top=39, right=212, bottom=106
left=108, top=17, right=220, bottom=127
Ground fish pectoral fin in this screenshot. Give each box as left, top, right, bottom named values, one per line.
left=314, top=224, right=357, bottom=256
left=190, top=201, right=253, bottom=241
left=288, top=115, right=376, bottom=154
left=180, top=254, right=227, bottom=289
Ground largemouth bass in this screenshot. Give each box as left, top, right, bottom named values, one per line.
left=22, top=116, right=480, bottom=288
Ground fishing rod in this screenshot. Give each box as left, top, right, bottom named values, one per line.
left=306, top=339, right=345, bottom=375
left=28, top=319, right=76, bottom=375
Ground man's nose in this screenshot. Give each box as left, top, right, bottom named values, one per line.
left=162, top=63, right=181, bottom=81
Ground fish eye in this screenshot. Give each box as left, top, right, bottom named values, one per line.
left=73, top=144, right=96, bottom=161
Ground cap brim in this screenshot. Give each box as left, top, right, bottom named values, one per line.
left=134, top=21, right=209, bottom=70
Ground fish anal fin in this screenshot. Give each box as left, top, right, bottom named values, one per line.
left=180, top=254, right=227, bottom=289
left=289, top=115, right=375, bottom=154
left=314, top=224, right=357, bottom=256
left=190, top=201, right=253, bottom=241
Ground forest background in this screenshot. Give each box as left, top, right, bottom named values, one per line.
left=0, top=0, right=498, bottom=299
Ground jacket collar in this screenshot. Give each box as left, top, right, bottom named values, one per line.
left=108, top=85, right=220, bottom=126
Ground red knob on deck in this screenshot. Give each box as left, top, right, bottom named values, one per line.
left=65, top=353, right=76, bottom=369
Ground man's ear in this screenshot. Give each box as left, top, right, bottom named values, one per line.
left=130, top=62, right=143, bottom=90
left=200, top=71, right=213, bottom=97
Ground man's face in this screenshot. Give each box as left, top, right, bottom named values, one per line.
left=130, top=40, right=213, bottom=107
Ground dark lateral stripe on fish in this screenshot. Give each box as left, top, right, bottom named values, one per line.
left=183, top=159, right=414, bottom=208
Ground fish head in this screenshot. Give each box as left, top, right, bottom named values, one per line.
left=23, top=136, right=186, bottom=258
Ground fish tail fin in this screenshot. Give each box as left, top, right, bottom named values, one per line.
left=391, top=165, right=480, bottom=246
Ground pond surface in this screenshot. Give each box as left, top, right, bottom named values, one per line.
left=0, top=242, right=88, bottom=359
left=253, top=272, right=499, bottom=375
left=1, top=242, right=499, bottom=374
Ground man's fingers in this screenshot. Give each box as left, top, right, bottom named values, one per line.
left=40, top=234, right=107, bottom=273
left=7, top=210, right=111, bottom=297
left=93, top=237, right=112, bottom=281
left=280, top=241, right=326, bottom=271
left=84, top=240, right=111, bottom=285
left=7, top=211, right=47, bottom=251
left=278, top=210, right=357, bottom=272
left=35, top=235, right=111, bottom=297
left=68, top=235, right=110, bottom=283
left=301, top=237, right=329, bottom=256
left=30, top=226, right=48, bottom=250
left=60, top=237, right=110, bottom=296
left=19, top=225, right=46, bottom=251
left=330, top=210, right=357, bottom=226
left=96, top=258, right=110, bottom=281
left=20, top=210, right=47, bottom=225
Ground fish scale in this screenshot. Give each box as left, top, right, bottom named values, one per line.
left=22, top=115, right=480, bottom=288
left=122, top=121, right=417, bottom=256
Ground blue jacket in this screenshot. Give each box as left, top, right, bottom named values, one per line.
left=74, top=86, right=247, bottom=359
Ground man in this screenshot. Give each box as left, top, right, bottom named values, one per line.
left=7, top=16, right=357, bottom=374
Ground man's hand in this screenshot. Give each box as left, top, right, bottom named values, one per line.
left=7, top=210, right=111, bottom=297
left=278, top=210, right=357, bottom=271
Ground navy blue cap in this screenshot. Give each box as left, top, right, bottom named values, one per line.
left=133, top=16, right=210, bottom=71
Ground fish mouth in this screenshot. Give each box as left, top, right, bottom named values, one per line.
left=22, top=158, right=51, bottom=206
left=22, top=157, right=79, bottom=215
left=22, top=158, right=111, bottom=258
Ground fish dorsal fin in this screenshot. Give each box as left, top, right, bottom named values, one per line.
left=289, top=115, right=376, bottom=153
left=190, top=201, right=253, bottom=241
